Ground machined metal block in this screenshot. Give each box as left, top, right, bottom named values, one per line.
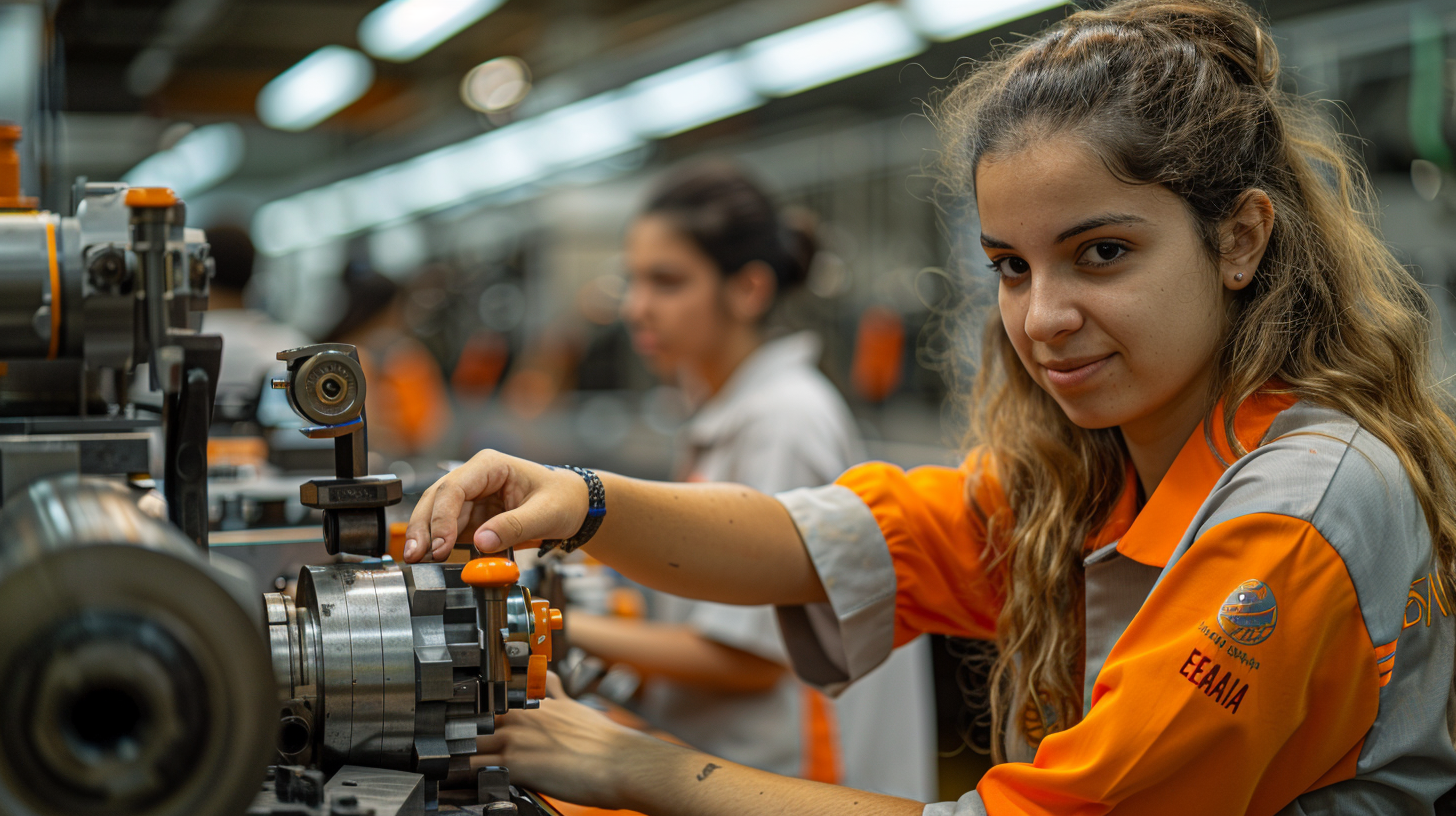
left=405, top=563, right=447, bottom=616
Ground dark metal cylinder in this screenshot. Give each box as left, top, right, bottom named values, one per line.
left=0, top=476, right=275, bottom=816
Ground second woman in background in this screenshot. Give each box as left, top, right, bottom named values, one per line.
left=564, top=161, right=935, bottom=798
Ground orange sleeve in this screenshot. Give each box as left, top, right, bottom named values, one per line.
left=836, top=455, right=1004, bottom=645
left=976, top=513, right=1378, bottom=816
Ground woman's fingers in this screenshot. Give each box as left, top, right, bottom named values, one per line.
left=404, top=451, right=510, bottom=562
left=403, top=452, right=587, bottom=562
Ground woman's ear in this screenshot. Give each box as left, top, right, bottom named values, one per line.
left=1220, top=189, right=1275, bottom=291
left=723, top=261, right=777, bottom=322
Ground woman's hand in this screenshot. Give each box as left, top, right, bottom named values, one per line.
left=403, top=450, right=588, bottom=562
left=475, top=675, right=923, bottom=816
left=473, top=674, right=671, bottom=810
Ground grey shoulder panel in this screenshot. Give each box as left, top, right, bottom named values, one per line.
left=1182, top=401, right=1429, bottom=648
left=1305, top=425, right=1431, bottom=648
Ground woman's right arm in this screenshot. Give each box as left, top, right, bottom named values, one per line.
left=402, top=450, right=828, bottom=606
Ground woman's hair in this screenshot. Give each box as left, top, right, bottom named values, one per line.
left=937, top=0, right=1456, bottom=760
left=641, top=160, right=817, bottom=294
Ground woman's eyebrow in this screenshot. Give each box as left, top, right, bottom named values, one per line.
left=980, top=213, right=1147, bottom=250
left=1054, top=213, right=1147, bottom=244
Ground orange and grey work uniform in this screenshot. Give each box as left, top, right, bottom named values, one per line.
left=773, top=390, right=1456, bottom=814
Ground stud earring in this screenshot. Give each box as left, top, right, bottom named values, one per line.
left=1234, top=273, right=1245, bottom=281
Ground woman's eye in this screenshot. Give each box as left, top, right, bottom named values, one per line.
left=988, top=256, right=1031, bottom=280
left=1078, top=242, right=1127, bottom=266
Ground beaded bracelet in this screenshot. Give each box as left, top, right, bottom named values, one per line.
left=538, top=466, right=605, bottom=556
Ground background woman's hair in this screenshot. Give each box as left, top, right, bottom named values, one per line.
left=935, top=0, right=1456, bottom=761
left=642, top=160, right=817, bottom=295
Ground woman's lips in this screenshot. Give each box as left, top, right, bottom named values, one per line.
left=630, top=332, right=659, bottom=356
left=1041, top=354, right=1113, bottom=389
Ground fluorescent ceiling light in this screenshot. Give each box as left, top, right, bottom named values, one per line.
left=360, top=0, right=505, bottom=62
left=257, top=46, right=374, bottom=132
left=524, top=93, right=642, bottom=171
left=626, top=51, right=763, bottom=138
left=743, top=3, right=924, bottom=97
left=904, top=0, right=1065, bottom=41
left=123, top=122, right=245, bottom=198
left=253, top=198, right=312, bottom=255
left=455, top=125, right=544, bottom=195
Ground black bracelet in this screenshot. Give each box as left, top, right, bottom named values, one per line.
left=539, top=466, right=605, bottom=556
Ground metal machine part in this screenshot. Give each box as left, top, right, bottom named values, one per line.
left=247, top=765, right=427, bottom=816
left=0, top=126, right=221, bottom=550
left=263, top=560, right=563, bottom=788
left=271, top=344, right=401, bottom=557
left=0, top=178, right=214, bottom=384
left=0, top=475, right=276, bottom=816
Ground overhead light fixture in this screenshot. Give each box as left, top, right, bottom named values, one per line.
left=904, top=0, right=1065, bottom=41
left=252, top=198, right=312, bottom=256
left=524, top=93, right=642, bottom=172
left=360, top=0, right=505, bottom=62
left=626, top=51, right=763, bottom=138
left=743, top=3, right=924, bottom=97
left=123, top=122, right=246, bottom=198
left=256, top=46, right=374, bottom=132
left=461, top=56, right=532, bottom=113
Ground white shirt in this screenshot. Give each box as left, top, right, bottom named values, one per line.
left=639, top=332, right=936, bottom=797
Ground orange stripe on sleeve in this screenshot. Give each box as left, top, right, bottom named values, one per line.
left=1375, top=640, right=1397, bottom=688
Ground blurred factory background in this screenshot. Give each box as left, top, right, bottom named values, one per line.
left=2, top=0, right=1454, bottom=799
left=0, top=0, right=1447, bottom=479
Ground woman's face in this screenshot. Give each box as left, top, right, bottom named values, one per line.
left=621, top=214, right=732, bottom=378
left=976, top=134, right=1231, bottom=440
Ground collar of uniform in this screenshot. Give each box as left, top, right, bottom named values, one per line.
left=1112, top=385, right=1299, bottom=568
left=683, top=331, right=823, bottom=446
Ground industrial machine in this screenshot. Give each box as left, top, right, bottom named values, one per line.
left=262, top=343, right=565, bottom=815
left=0, top=126, right=565, bottom=816
left=0, top=124, right=277, bottom=816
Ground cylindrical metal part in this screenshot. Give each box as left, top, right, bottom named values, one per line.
left=268, top=561, right=552, bottom=785
left=294, top=563, right=418, bottom=773
left=0, top=476, right=275, bottom=816
left=0, top=213, right=57, bottom=359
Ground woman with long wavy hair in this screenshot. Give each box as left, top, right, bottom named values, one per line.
left=401, top=0, right=1456, bottom=812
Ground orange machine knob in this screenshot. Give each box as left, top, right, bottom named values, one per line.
left=460, top=557, right=520, bottom=588
left=548, top=609, right=563, bottom=630
left=0, top=123, right=38, bottom=210
left=124, top=187, right=179, bottom=209
left=526, top=654, right=549, bottom=699
left=530, top=598, right=553, bottom=659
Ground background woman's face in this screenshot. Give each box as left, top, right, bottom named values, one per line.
left=621, top=214, right=731, bottom=379
left=976, top=134, right=1230, bottom=439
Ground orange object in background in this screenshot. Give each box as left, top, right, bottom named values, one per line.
left=360, top=341, right=452, bottom=458
left=207, top=436, right=268, bottom=469
left=0, top=123, right=38, bottom=210
left=850, top=306, right=905, bottom=403
left=452, top=329, right=510, bottom=400
left=606, top=586, right=648, bottom=619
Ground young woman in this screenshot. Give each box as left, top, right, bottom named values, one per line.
left=564, top=162, right=934, bottom=796
left=401, top=0, right=1456, bottom=812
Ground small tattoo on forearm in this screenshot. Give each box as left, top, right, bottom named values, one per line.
left=696, top=763, right=721, bottom=782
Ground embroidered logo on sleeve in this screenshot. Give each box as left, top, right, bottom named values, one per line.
left=1218, top=579, right=1278, bottom=646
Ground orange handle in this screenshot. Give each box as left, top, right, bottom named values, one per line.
left=460, top=557, right=520, bottom=588
left=526, top=654, right=549, bottom=699
left=125, top=187, right=179, bottom=209
left=530, top=598, right=556, bottom=660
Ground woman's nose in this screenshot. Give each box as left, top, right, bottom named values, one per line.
left=1022, top=276, right=1083, bottom=343
left=620, top=285, right=646, bottom=324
